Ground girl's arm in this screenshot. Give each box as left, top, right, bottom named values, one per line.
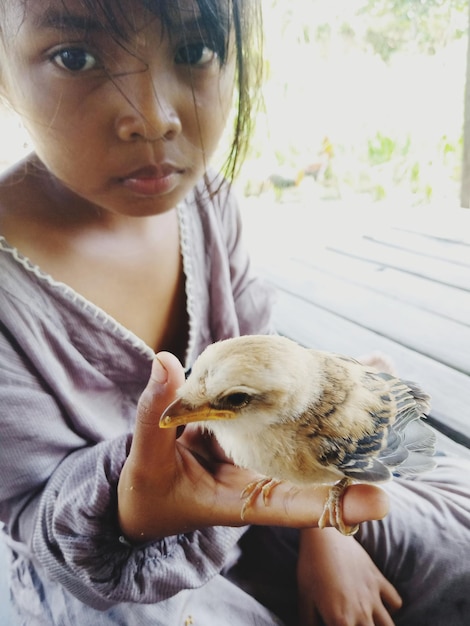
left=0, top=331, right=387, bottom=611
left=297, top=527, right=402, bottom=626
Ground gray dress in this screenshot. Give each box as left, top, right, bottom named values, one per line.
left=1, top=179, right=469, bottom=625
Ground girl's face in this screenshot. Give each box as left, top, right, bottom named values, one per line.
left=0, top=0, right=236, bottom=217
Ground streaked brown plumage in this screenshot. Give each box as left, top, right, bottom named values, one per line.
left=160, top=335, right=436, bottom=535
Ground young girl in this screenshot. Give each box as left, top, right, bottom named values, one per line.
left=0, top=1, right=469, bottom=625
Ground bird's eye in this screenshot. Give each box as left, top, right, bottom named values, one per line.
left=220, top=392, right=252, bottom=410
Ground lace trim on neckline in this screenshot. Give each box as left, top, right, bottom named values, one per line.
left=177, top=201, right=196, bottom=370
left=0, top=202, right=195, bottom=367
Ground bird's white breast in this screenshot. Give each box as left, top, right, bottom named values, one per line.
left=207, top=418, right=342, bottom=486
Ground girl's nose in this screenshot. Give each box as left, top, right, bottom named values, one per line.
left=114, top=71, right=183, bottom=143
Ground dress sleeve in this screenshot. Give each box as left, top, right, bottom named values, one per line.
left=0, top=296, right=245, bottom=610
left=32, top=436, right=245, bottom=610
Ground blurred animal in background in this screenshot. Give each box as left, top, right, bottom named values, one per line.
left=268, top=137, right=334, bottom=201
left=268, top=169, right=306, bottom=201
left=243, top=137, right=335, bottom=201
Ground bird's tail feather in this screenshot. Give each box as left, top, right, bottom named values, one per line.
left=400, top=380, right=432, bottom=415
left=344, top=458, right=393, bottom=483
left=392, top=450, right=437, bottom=478
left=383, top=381, right=436, bottom=477
left=400, top=419, right=436, bottom=452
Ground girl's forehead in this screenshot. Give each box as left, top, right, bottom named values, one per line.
left=6, top=0, right=210, bottom=33
left=15, top=0, right=220, bottom=17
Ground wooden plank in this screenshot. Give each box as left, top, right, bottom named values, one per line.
left=292, top=249, right=470, bottom=327
left=257, top=260, right=470, bottom=375
left=327, top=238, right=470, bottom=291
left=270, top=289, right=470, bottom=448
left=399, top=217, right=470, bottom=246
left=364, top=228, right=470, bottom=268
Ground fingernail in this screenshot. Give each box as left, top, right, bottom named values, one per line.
left=151, top=357, right=168, bottom=384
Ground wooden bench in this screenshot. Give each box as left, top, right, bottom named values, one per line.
left=240, top=195, right=470, bottom=459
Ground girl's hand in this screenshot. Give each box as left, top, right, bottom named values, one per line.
left=297, top=528, right=402, bottom=626
left=118, top=352, right=390, bottom=543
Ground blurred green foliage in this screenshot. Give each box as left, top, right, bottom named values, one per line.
left=240, top=0, right=468, bottom=206
left=359, top=0, right=468, bottom=61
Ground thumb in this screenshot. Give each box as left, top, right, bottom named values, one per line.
left=129, top=352, right=186, bottom=471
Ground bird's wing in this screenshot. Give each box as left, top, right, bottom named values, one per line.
left=339, top=372, right=435, bottom=481
left=333, top=427, right=395, bottom=483
left=311, top=360, right=434, bottom=483
left=306, top=363, right=395, bottom=483
left=374, top=373, right=435, bottom=477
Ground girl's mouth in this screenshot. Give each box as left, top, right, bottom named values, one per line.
left=119, top=164, right=183, bottom=196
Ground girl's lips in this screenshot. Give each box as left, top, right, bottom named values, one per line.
left=119, top=165, right=182, bottom=196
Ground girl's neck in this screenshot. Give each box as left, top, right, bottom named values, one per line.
left=0, top=154, right=188, bottom=357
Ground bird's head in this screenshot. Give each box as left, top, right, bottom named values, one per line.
left=160, top=335, right=320, bottom=432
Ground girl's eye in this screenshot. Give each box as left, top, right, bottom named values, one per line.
left=52, top=48, right=97, bottom=72
left=175, top=43, right=217, bottom=67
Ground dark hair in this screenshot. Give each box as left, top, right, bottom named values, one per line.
left=1, top=0, right=263, bottom=183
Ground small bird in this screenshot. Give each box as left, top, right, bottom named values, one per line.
left=160, top=335, right=436, bottom=535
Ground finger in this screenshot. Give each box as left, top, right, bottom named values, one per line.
left=373, top=604, right=398, bottom=626
left=128, top=352, right=186, bottom=473
left=224, top=480, right=389, bottom=529
left=179, top=425, right=235, bottom=465
left=342, top=483, right=389, bottom=525
left=381, top=580, right=403, bottom=614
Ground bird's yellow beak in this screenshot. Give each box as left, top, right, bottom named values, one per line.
left=159, top=398, right=236, bottom=429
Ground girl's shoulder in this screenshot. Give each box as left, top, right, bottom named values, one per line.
left=188, top=171, right=241, bottom=243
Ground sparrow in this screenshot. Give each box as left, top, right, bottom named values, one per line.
left=160, top=335, right=436, bottom=535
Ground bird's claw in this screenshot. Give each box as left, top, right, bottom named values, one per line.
left=240, top=477, right=282, bottom=520
left=318, top=478, right=359, bottom=536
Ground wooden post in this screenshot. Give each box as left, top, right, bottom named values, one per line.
left=460, top=1, right=470, bottom=208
